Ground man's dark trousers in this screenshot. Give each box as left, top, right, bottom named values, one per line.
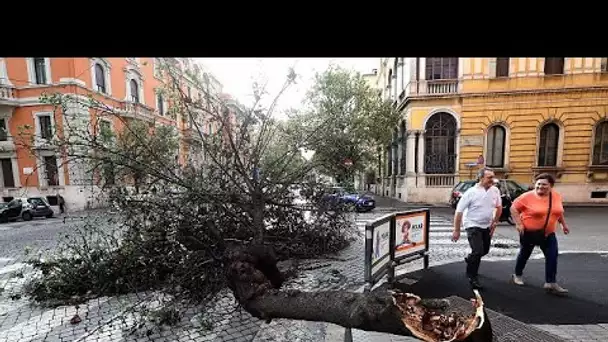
left=465, top=227, right=491, bottom=280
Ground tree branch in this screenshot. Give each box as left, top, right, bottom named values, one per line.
left=224, top=245, right=492, bottom=342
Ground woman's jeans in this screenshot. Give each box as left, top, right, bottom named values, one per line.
left=515, top=232, right=558, bottom=283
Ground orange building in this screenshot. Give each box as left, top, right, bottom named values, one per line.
left=0, top=57, right=236, bottom=211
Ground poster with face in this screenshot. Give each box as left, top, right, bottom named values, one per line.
left=371, top=221, right=390, bottom=275
left=395, top=211, right=427, bottom=258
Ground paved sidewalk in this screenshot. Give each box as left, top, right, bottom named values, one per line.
left=0, top=211, right=381, bottom=342
left=1, top=206, right=605, bottom=341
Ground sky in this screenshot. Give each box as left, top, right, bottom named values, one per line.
left=196, top=58, right=379, bottom=117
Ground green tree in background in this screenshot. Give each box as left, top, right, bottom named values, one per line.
left=293, top=65, right=400, bottom=185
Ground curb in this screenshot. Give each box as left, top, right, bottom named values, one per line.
left=562, top=203, right=608, bottom=208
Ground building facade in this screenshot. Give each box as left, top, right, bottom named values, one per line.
left=372, top=57, right=608, bottom=205
left=0, top=57, right=232, bottom=211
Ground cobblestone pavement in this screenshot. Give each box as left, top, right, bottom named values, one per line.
left=0, top=208, right=606, bottom=341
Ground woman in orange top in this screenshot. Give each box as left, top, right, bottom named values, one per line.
left=510, top=173, right=570, bottom=294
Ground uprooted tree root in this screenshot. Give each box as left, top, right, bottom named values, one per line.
left=225, top=244, right=493, bottom=342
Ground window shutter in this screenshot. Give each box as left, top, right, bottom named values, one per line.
left=488, top=58, right=497, bottom=78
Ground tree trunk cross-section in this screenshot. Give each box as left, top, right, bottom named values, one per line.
left=224, top=245, right=493, bottom=342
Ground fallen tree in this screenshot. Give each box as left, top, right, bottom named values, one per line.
left=19, top=59, right=492, bottom=341
left=225, top=244, right=493, bottom=342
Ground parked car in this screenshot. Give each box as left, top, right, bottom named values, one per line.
left=28, top=196, right=55, bottom=218
left=322, top=186, right=376, bottom=212
left=0, top=197, right=54, bottom=223
left=449, top=179, right=530, bottom=209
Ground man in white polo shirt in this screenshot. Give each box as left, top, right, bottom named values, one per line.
left=451, top=167, right=502, bottom=290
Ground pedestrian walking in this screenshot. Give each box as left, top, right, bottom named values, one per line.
left=510, top=173, right=570, bottom=294
left=57, top=194, right=65, bottom=214
left=452, top=167, right=502, bottom=289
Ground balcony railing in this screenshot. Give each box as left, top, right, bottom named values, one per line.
left=0, top=84, right=16, bottom=101
left=33, top=137, right=57, bottom=151
left=424, top=154, right=457, bottom=174
left=119, top=101, right=155, bottom=120
left=425, top=79, right=459, bottom=95
left=397, top=80, right=460, bottom=105
left=425, top=174, right=456, bottom=187
left=182, top=127, right=204, bottom=142
left=0, top=136, right=16, bottom=151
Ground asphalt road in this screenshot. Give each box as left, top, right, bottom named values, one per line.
left=397, top=252, right=608, bottom=325
left=0, top=217, right=68, bottom=261
left=0, top=211, right=113, bottom=265
left=2, top=204, right=605, bottom=261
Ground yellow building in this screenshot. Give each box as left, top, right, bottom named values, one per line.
left=374, top=57, right=608, bottom=205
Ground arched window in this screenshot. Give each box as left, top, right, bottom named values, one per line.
left=424, top=113, right=457, bottom=174
left=592, top=121, right=608, bottom=166
left=486, top=125, right=506, bottom=168
left=130, top=79, right=139, bottom=103
left=538, top=123, right=559, bottom=166
left=90, top=58, right=112, bottom=95
left=94, top=63, right=106, bottom=93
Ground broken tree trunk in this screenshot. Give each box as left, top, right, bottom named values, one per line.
left=224, top=244, right=493, bottom=342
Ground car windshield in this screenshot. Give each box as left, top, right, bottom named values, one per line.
left=29, top=197, right=49, bottom=206
left=456, top=182, right=475, bottom=192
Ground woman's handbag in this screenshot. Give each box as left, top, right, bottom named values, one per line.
left=522, top=192, right=552, bottom=246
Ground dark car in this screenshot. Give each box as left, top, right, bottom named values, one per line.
left=322, top=186, right=376, bottom=213
left=0, top=197, right=54, bottom=223
left=28, top=196, right=55, bottom=218
left=449, top=179, right=530, bottom=209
